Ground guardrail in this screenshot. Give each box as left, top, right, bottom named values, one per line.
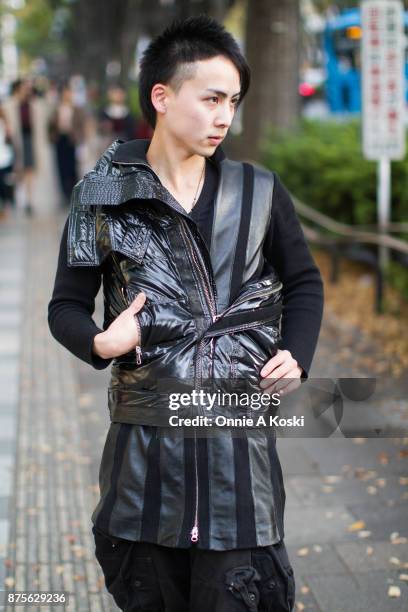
left=292, top=196, right=408, bottom=313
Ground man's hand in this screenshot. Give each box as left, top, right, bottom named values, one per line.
left=92, top=292, right=146, bottom=359
left=259, top=349, right=303, bottom=396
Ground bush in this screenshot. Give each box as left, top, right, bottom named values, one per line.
left=261, top=118, right=408, bottom=228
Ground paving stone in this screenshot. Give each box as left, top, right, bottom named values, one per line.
left=275, top=439, right=321, bottom=476
left=303, top=570, right=408, bottom=612
left=284, top=505, right=356, bottom=547
left=299, top=438, right=405, bottom=475
left=287, top=542, right=347, bottom=576
left=0, top=289, right=22, bottom=306
left=0, top=333, right=19, bottom=356
left=0, top=519, right=9, bottom=546
left=335, top=540, right=408, bottom=573
left=0, top=496, right=10, bottom=520
left=287, top=474, right=407, bottom=507
left=0, top=462, right=13, bottom=497
left=346, top=500, right=408, bottom=540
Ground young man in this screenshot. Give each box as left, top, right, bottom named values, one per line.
left=48, top=16, right=324, bottom=612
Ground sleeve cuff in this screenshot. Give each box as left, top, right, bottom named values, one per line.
left=88, top=330, right=113, bottom=370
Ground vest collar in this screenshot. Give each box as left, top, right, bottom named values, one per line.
left=111, top=138, right=226, bottom=168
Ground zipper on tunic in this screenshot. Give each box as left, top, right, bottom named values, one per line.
left=178, top=218, right=219, bottom=544
left=213, top=282, right=283, bottom=322
left=178, top=218, right=217, bottom=321
left=208, top=311, right=283, bottom=339
left=121, top=285, right=143, bottom=365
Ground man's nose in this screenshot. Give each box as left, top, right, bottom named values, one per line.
left=215, top=103, right=234, bottom=128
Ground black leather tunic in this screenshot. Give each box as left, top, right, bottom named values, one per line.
left=49, top=138, right=324, bottom=550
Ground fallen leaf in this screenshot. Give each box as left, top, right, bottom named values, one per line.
left=295, top=603, right=305, bottom=611
left=73, top=574, right=85, bottom=581
left=323, top=475, right=342, bottom=484
left=4, top=576, right=15, bottom=588
left=313, top=545, right=323, bottom=553
left=348, top=520, right=366, bottom=532
left=398, top=477, right=408, bottom=485
left=71, top=545, right=85, bottom=558
left=377, top=452, right=389, bottom=465
left=78, top=393, right=93, bottom=407
left=388, top=585, right=401, bottom=598
left=66, top=535, right=76, bottom=544
left=55, top=565, right=64, bottom=575
left=390, top=532, right=408, bottom=544
left=38, top=444, right=52, bottom=454
left=97, top=576, right=105, bottom=590
left=297, top=547, right=309, bottom=557
left=366, top=546, right=374, bottom=555
left=354, top=468, right=377, bottom=481
left=389, top=557, right=401, bottom=566
left=399, top=574, right=408, bottom=581
left=358, top=530, right=372, bottom=539
left=300, top=586, right=310, bottom=594
left=367, top=486, right=377, bottom=495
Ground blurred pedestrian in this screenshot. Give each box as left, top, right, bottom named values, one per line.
left=48, top=84, right=86, bottom=206
left=97, top=84, right=136, bottom=152
left=0, top=105, right=14, bottom=220
left=3, top=79, right=37, bottom=215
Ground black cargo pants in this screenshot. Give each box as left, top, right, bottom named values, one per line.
left=92, top=525, right=295, bottom=612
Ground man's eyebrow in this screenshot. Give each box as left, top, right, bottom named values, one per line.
left=204, top=88, right=241, bottom=98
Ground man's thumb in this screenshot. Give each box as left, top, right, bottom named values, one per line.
left=131, top=292, right=146, bottom=312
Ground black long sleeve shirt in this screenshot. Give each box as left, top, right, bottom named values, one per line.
left=48, top=162, right=324, bottom=378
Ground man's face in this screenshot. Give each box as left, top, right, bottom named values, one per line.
left=157, top=55, right=241, bottom=156
left=109, top=87, right=126, bottom=105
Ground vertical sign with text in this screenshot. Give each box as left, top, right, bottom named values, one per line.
left=362, top=0, right=405, bottom=160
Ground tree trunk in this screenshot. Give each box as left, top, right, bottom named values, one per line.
left=66, top=0, right=237, bottom=88
left=240, top=0, right=301, bottom=161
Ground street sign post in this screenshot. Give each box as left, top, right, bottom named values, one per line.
left=361, top=0, right=406, bottom=271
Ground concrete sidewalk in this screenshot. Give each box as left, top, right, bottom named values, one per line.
left=0, top=211, right=407, bottom=611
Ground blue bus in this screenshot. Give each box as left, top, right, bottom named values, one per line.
left=323, top=8, right=408, bottom=113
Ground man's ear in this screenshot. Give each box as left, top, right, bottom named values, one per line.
left=151, top=83, right=170, bottom=116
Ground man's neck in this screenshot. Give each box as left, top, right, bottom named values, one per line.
left=146, top=130, right=205, bottom=195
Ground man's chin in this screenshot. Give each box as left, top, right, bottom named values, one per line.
left=200, top=140, right=221, bottom=153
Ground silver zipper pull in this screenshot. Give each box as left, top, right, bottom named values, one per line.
left=190, top=525, right=199, bottom=542
left=121, top=286, right=129, bottom=305
left=135, top=346, right=142, bottom=365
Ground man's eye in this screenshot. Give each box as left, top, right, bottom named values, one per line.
left=207, top=97, right=218, bottom=104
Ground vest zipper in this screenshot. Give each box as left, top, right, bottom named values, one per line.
left=213, top=282, right=283, bottom=322
left=178, top=217, right=218, bottom=544
left=209, top=310, right=283, bottom=339
left=121, top=286, right=143, bottom=364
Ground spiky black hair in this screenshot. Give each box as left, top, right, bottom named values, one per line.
left=139, top=14, right=250, bottom=129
